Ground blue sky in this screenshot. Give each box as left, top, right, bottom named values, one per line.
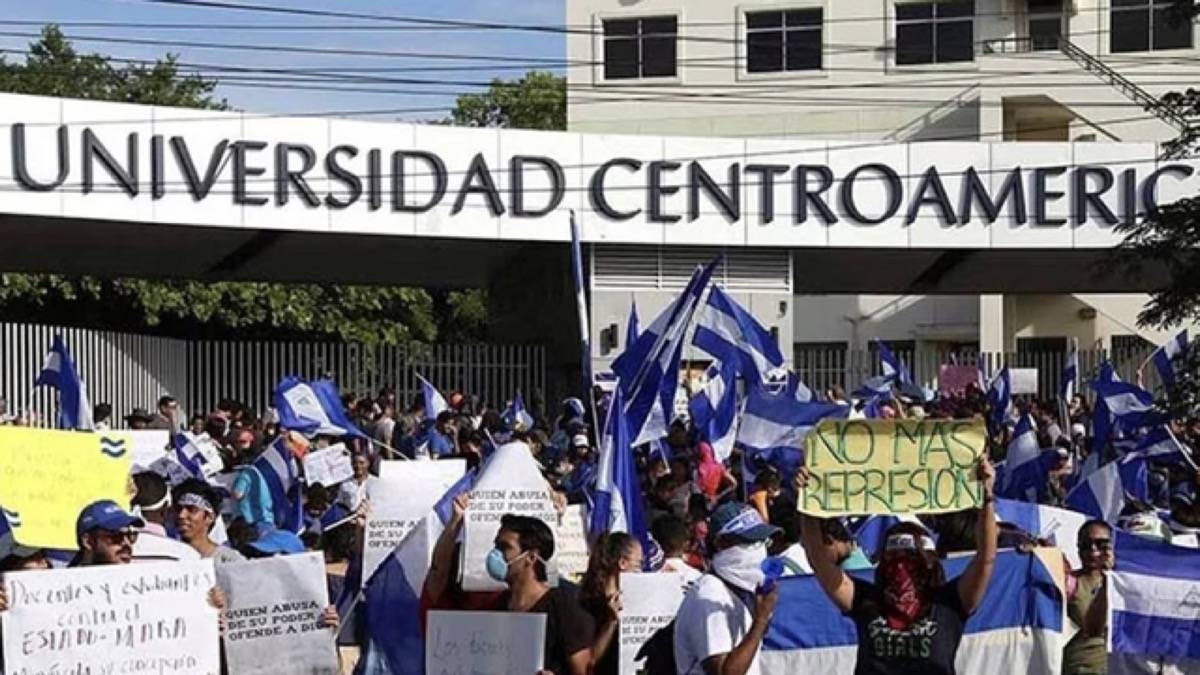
left=1, top=0, right=565, bottom=121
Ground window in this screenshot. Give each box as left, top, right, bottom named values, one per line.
left=602, top=16, right=678, bottom=79
left=1028, top=0, right=1064, bottom=51
left=745, top=8, right=823, bottom=73
left=895, top=1, right=975, bottom=65
left=1111, top=0, right=1192, bottom=53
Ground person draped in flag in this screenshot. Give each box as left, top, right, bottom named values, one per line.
left=794, top=455, right=997, bottom=675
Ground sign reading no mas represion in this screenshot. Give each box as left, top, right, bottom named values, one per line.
left=800, top=419, right=985, bottom=516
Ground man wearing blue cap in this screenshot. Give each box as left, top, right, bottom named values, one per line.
left=74, top=499, right=146, bottom=566
left=673, top=502, right=781, bottom=675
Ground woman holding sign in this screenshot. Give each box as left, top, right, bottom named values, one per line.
left=795, top=456, right=997, bottom=675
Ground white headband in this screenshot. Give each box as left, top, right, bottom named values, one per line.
left=885, top=533, right=936, bottom=553
left=140, top=492, right=171, bottom=512
left=178, top=492, right=214, bottom=514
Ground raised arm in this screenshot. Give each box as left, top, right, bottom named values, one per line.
left=794, top=468, right=854, bottom=613
left=957, top=456, right=997, bottom=615
left=424, top=492, right=469, bottom=602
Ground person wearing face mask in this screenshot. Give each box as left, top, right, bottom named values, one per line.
left=673, top=502, right=782, bottom=675
left=579, top=532, right=644, bottom=675
left=795, top=456, right=996, bottom=675
left=483, top=514, right=595, bottom=675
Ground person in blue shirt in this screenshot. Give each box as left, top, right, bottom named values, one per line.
left=426, top=411, right=458, bottom=458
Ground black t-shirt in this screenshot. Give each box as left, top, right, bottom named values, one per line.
left=847, top=576, right=968, bottom=675
left=497, top=584, right=596, bottom=675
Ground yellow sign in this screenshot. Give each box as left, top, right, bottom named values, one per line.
left=800, top=419, right=985, bottom=516
left=0, top=428, right=132, bottom=549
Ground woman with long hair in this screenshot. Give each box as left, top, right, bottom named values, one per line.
left=579, top=532, right=643, bottom=675
left=795, top=457, right=997, bottom=675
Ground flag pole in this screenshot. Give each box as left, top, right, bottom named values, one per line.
left=569, top=210, right=602, bottom=448
left=1165, top=425, right=1200, bottom=472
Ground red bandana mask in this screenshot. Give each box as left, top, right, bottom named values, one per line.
left=880, top=556, right=928, bottom=630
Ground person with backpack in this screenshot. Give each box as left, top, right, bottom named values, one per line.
left=672, top=502, right=781, bottom=675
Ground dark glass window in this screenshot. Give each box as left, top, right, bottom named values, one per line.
left=746, top=8, right=823, bottom=73
left=895, top=2, right=975, bottom=65
left=1111, top=0, right=1192, bottom=53
left=1028, top=0, right=1064, bottom=50
left=602, top=16, right=678, bottom=80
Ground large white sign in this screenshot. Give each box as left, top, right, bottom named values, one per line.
left=363, top=459, right=465, bottom=582
left=555, top=504, right=590, bottom=583
left=215, top=552, right=338, bottom=675
left=461, top=443, right=559, bottom=592
left=129, top=429, right=171, bottom=471
left=426, top=610, right=545, bottom=675
left=619, top=572, right=688, bottom=675
left=0, top=93, right=1192, bottom=251
left=2, top=560, right=220, bottom=675
left=303, top=443, right=353, bottom=487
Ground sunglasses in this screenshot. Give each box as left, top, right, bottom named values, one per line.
left=1080, top=538, right=1111, bottom=551
left=98, top=529, right=139, bottom=545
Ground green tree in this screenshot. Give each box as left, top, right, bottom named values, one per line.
left=449, top=71, right=566, bottom=131
left=0, top=26, right=440, bottom=345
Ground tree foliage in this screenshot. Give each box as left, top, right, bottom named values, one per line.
left=450, top=71, right=566, bottom=130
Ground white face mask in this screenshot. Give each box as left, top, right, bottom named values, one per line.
left=712, top=541, right=768, bottom=593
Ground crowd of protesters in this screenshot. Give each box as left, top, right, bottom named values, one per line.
left=0, top=372, right=1196, bottom=675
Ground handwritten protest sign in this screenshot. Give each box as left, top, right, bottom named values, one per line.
left=303, top=443, right=353, bottom=487
left=462, top=442, right=559, bottom=591
left=129, top=429, right=171, bottom=471
left=800, top=419, right=985, bottom=516
left=0, top=427, right=131, bottom=548
left=215, top=551, right=337, bottom=675
left=2, top=559, right=219, bottom=675
left=555, top=504, right=590, bottom=583
left=426, top=610, right=545, bottom=675
left=1010, top=368, right=1039, bottom=395
left=620, top=573, right=687, bottom=675
left=363, top=459, right=465, bottom=582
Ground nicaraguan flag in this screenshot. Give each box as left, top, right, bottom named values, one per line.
left=569, top=213, right=593, bottom=392
left=1061, top=339, right=1079, bottom=401
left=997, top=415, right=1053, bottom=503
left=1108, top=530, right=1200, bottom=667
left=273, top=376, right=367, bottom=439
left=759, top=551, right=1064, bottom=674
left=1132, top=425, right=1195, bottom=467
left=501, top=391, right=535, bottom=432
left=1151, top=329, right=1188, bottom=388
left=34, top=334, right=93, bottom=431
left=612, top=259, right=716, bottom=446
left=172, top=433, right=212, bottom=480
left=1093, top=375, right=1164, bottom=432
left=589, top=385, right=656, bottom=567
left=986, top=367, right=1012, bottom=435
left=250, top=435, right=304, bottom=533
left=416, top=374, right=448, bottom=422
left=736, top=383, right=849, bottom=481
left=875, top=339, right=913, bottom=385
left=1090, top=362, right=1119, bottom=457
left=626, top=300, right=639, bottom=351
left=1065, top=454, right=1148, bottom=523
left=687, top=361, right=739, bottom=462
left=357, top=466, right=477, bottom=675
left=994, top=498, right=1091, bottom=569
left=692, top=285, right=784, bottom=384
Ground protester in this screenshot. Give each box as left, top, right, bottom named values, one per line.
left=150, top=394, right=181, bottom=431
left=0, top=532, right=48, bottom=573
left=131, top=471, right=200, bottom=562
left=795, top=456, right=997, bottom=675
left=93, top=402, right=113, bottom=431
left=673, top=502, right=781, bottom=675
left=580, top=532, right=644, bottom=675
left=748, top=468, right=781, bottom=523
left=652, top=514, right=703, bottom=584
left=337, top=452, right=378, bottom=512
left=124, top=407, right=153, bottom=430
left=1064, top=519, right=1113, bottom=675
left=73, top=499, right=145, bottom=566
left=174, top=479, right=246, bottom=563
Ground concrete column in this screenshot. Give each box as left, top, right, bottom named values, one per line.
left=980, top=294, right=1006, bottom=353
left=979, top=93, right=1005, bottom=141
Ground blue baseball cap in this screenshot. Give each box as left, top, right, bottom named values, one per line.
left=247, top=526, right=305, bottom=556
left=76, top=500, right=144, bottom=539
left=710, top=502, right=781, bottom=544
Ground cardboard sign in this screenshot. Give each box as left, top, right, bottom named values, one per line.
left=801, top=419, right=986, bottom=516
left=129, top=429, right=171, bottom=470
left=938, top=365, right=980, bottom=395
left=0, top=427, right=132, bottom=549
left=303, top=443, right=353, bottom=487
left=426, top=610, right=546, bottom=675
left=2, top=560, right=220, bottom=675
left=555, top=504, right=590, bottom=583
left=215, top=552, right=338, bottom=675
left=363, top=459, right=466, bottom=583
left=619, top=573, right=688, bottom=675
left=1010, top=368, right=1040, bottom=395
left=461, top=442, right=559, bottom=592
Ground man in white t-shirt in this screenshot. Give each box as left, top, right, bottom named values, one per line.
left=651, top=513, right=702, bottom=586
left=337, top=452, right=378, bottom=512
left=674, top=503, right=780, bottom=675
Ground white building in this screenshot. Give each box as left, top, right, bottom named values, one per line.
left=566, top=0, right=1197, bottom=392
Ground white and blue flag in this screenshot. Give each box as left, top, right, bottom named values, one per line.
left=501, top=390, right=535, bottom=432
left=693, top=285, right=784, bottom=384
left=569, top=213, right=593, bottom=394
left=1132, top=425, right=1198, bottom=468
left=416, top=373, right=448, bottom=422
left=34, top=334, right=93, bottom=431
left=1093, top=374, right=1164, bottom=432
left=1151, top=329, right=1188, bottom=388
left=626, top=299, right=639, bottom=351
left=250, top=435, right=304, bottom=533
left=1065, top=454, right=1148, bottom=523
left=612, top=259, right=716, bottom=446
left=1061, top=339, right=1079, bottom=401
left=876, top=339, right=913, bottom=385
left=687, top=361, right=739, bottom=462
left=994, top=498, right=1091, bottom=569
left=1108, top=530, right=1200, bottom=668
left=1090, top=362, right=1119, bottom=457
left=986, top=367, right=1012, bottom=434
left=588, top=385, right=656, bottom=566
left=273, top=376, right=367, bottom=439
left=998, top=414, right=1052, bottom=503
left=736, top=383, right=849, bottom=480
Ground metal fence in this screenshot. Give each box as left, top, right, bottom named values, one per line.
left=794, top=345, right=1162, bottom=400
left=0, top=322, right=545, bottom=426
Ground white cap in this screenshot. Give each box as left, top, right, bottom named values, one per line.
left=1071, top=423, right=1087, bottom=438
left=571, top=434, right=590, bottom=448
